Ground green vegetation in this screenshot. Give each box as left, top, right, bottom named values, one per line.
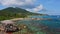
left=0, top=7, right=45, bottom=21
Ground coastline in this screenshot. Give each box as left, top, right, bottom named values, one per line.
left=2, top=18, right=52, bottom=21
left=0, top=18, right=52, bottom=21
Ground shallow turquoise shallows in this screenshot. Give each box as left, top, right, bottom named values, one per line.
left=16, top=15, right=60, bottom=34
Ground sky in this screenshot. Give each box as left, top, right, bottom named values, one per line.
left=0, top=0, right=60, bottom=15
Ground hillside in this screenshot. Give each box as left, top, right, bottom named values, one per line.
left=0, top=7, right=44, bottom=20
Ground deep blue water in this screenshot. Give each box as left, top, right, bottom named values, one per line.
left=30, top=15, right=60, bottom=19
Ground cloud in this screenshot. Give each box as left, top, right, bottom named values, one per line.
left=32, top=4, right=43, bottom=12
left=26, top=4, right=44, bottom=12
left=0, top=0, right=44, bottom=12
left=0, top=0, right=36, bottom=8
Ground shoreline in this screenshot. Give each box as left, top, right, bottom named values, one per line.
left=0, top=18, right=53, bottom=22
left=10, top=18, right=52, bottom=21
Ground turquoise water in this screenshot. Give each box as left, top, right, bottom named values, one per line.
left=16, top=15, right=60, bottom=34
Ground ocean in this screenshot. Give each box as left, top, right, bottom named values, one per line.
left=16, top=15, right=60, bottom=34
